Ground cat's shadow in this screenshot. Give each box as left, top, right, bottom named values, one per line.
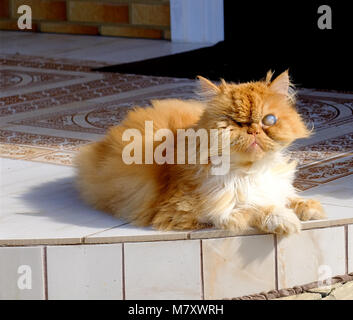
left=19, top=176, right=125, bottom=229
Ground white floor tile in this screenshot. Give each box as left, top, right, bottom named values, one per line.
left=301, top=175, right=353, bottom=208
left=47, top=244, right=123, bottom=299
left=202, top=235, right=276, bottom=299
left=301, top=203, right=353, bottom=230
left=0, top=246, right=45, bottom=299
left=277, top=227, right=346, bottom=289
left=124, top=240, right=202, bottom=299
left=349, top=225, right=353, bottom=273
left=0, top=159, right=126, bottom=245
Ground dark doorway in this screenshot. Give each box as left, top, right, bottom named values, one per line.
left=95, top=1, right=352, bottom=90
left=223, top=1, right=352, bottom=90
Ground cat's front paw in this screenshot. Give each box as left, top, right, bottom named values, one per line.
left=289, top=198, right=326, bottom=221
left=261, top=208, right=301, bottom=236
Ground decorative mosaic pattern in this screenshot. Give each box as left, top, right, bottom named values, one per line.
left=0, top=75, right=187, bottom=116
left=0, top=54, right=109, bottom=72
left=296, top=98, right=339, bottom=129
left=296, top=154, right=353, bottom=184
left=0, top=143, right=53, bottom=159
left=0, top=54, right=352, bottom=190
left=0, top=69, right=83, bottom=90
left=10, top=85, right=198, bottom=134
left=289, top=133, right=353, bottom=166
left=0, top=129, right=89, bottom=151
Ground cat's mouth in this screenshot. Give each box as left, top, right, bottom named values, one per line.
left=246, top=139, right=263, bottom=153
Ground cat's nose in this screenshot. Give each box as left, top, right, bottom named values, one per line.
left=247, top=124, right=260, bottom=135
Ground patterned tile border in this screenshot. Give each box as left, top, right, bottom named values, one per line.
left=0, top=130, right=89, bottom=151
left=9, top=84, right=197, bottom=134
left=0, top=68, right=83, bottom=90
left=0, top=54, right=109, bottom=72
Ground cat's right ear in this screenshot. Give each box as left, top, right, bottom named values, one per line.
left=197, top=76, right=220, bottom=96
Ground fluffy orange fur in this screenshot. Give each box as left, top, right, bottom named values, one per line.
left=75, top=71, right=326, bottom=235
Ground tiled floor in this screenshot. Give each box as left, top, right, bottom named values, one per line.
left=0, top=31, right=353, bottom=299
left=1, top=157, right=353, bottom=246
left=0, top=31, right=211, bottom=64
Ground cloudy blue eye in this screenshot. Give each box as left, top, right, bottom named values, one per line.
left=262, top=114, right=277, bottom=126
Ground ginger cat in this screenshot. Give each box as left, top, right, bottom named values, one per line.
left=75, top=71, right=326, bottom=235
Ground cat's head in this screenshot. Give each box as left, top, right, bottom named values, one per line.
left=197, top=71, right=310, bottom=164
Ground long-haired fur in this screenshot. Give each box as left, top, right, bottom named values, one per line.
left=75, top=71, right=325, bottom=235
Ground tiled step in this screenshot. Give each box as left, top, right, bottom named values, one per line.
left=0, top=158, right=352, bottom=299
left=0, top=227, right=351, bottom=299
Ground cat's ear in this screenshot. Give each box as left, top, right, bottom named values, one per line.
left=269, top=70, right=291, bottom=96
left=265, top=70, right=274, bottom=84
left=197, top=76, right=221, bottom=96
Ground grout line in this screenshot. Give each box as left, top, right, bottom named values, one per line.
left=301, top=221, right=353, bottom=232
left=345, top=225, right=349, bottom=274
left=274, top=235, right=279, bottom=290
left=122, top=243, right=126, bottom=300
left=199, top=240, right=205, bottom=300
left=1, top=223, right=352, bottom=248
left=43, top=246, right=48, bottom=300
left=83, top=222, right=130, bottom=240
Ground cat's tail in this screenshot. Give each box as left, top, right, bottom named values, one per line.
left=74, top=141, right=113, bottom=212
left=74, top=139, right=160, bottom=224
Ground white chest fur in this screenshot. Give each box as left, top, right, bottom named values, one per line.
left=199, top=153, right=297, bottom=222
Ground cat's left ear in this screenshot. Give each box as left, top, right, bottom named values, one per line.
left=197, top=76, right=221, bottom=96
left=269, top=70, right=291, bottom=96
left=265, top=70, right=274, bottom=84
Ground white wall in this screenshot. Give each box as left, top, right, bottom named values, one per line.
left=170, top=0, right=224, bottom=44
